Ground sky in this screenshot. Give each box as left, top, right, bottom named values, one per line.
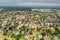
left=0, top=0, right=60, bottom=6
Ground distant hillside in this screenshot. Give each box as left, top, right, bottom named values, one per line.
left=0, top=6, right=60, bottom=11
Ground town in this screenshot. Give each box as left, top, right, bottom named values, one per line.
left=0, top=9, right=60, bottom=40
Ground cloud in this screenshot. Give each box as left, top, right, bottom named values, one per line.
left=0, top=2, right=60, bottom=6
left=16, top=3, right=60, bottom=6
left=0, top=0, right=60, bottom=3
left=0, top=0, right=60, bottom=6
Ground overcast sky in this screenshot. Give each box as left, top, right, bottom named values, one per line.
left=0, top=0, right=60, bottom=6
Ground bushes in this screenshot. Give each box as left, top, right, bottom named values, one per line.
left=4, top=38, right=8, bottom=40
left=41, top=32, right=46, bottom=36
left=3, top=31, right=7, bottom=36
